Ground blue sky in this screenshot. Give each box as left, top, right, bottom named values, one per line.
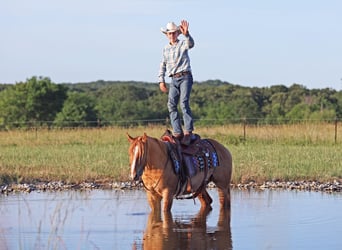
left=1, top=0, right=341, bottom=90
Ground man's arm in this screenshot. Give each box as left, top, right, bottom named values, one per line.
left=158, top=60, right=166, bottom=83
left=185, top=34, right=194, bottom=49
left=180, top=20, right=194, bottom=49
left=158, top=54, right=168, bottom=93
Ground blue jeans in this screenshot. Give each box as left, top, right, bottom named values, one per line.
left=168, top=74, right=194, bottom=135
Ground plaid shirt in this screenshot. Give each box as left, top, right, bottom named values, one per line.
left=158, top=34, right=195, bottom=83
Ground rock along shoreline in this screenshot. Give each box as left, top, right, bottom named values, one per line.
left=1, top=180, right=342, bottom=195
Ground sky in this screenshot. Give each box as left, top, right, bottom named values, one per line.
left=1, top=0, right=341, bottom=90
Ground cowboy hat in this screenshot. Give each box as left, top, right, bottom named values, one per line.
left=161, top=22, right=180, bottom=34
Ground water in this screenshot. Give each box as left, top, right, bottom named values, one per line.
left=0, top=189, right=341, bottom=249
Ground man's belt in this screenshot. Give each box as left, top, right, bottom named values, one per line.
left=171, top=71, right=191, bottom=78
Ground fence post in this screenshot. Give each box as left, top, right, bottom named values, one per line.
left=335, top=117, right=338, bottom=144
left=243, top=117, right=246, bottom=141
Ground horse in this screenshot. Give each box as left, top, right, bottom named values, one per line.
left=127, top=132, right=232, bottom=213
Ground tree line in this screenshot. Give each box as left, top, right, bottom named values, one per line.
left=0, top=76, right=341, bottom=129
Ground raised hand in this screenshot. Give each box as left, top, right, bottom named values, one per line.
left=179, top=20, right=189, bottom=36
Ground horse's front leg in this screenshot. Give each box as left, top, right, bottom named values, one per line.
left=146, top=192, right=162, bottom=213
left=162, top=190, right=174, bottom=212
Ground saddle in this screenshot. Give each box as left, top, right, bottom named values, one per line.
left=161, top=130, right=219, bottom=199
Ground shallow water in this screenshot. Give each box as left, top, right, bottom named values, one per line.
left=0, top=189, right=341, bottom=249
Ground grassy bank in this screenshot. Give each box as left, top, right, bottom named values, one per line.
left=0, top=124, right=341, bottom=185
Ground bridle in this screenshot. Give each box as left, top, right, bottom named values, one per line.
left=130, top=138, right=148, bottom=181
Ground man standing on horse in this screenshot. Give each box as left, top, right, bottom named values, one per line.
left=158, top=20, right=195, bottom=146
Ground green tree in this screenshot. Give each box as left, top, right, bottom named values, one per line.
left=0, top=76, right=67, bottom=128
left=265, top=103, right=286, bottom=124
left=95, top=84, right=152, bottom=125
left=145, top=91, right=169, bottom=122
left=285, top=103, right=311, bottom=121
left=54, top=92, right=98, bottom=127
left=309, top=109, right=336, bottom=121
left=333, top=91, right=342, bottom=118
left=229, top=88, right=262, bottom=123
left=283, top=84, right=307, bottom=113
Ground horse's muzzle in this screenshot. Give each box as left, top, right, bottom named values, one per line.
left=132, top=174, right=140, bottom=181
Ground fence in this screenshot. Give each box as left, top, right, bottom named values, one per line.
left=1, top=118, right=340, bottom=144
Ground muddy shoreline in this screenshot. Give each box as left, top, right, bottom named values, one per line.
left=1, top=179, right=341, bottom=195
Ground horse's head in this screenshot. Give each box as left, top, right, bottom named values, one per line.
left=127, top=133, right=148, bottom=181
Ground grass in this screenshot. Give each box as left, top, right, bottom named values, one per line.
left=0, top=123, right=341, bottom=185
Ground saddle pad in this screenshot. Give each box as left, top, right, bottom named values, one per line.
left=183, top=139, right=219, bottom=178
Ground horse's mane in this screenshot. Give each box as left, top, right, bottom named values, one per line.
left=146, top=136, right=169, bottom=156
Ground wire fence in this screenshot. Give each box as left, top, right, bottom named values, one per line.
left=1, top=117, right=341, bottom=143
left=2, top=117, right=341, bottom=128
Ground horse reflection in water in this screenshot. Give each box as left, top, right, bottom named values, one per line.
left=136, top=208, right=232, bottom=250
left=127, top=133, right=232, bottom=212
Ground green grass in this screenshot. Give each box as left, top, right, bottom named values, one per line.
left=229, top=143, right=341, bottom=183
left=0, top=124, right=341, bottom=185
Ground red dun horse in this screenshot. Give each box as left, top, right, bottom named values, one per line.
left=127, top=133, right=232, bottom=213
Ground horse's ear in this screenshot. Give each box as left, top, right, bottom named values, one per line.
left=127, top=133, right=134, bottom=143
left=142, top=133, right=147, bottom=142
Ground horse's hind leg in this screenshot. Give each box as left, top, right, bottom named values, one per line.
left=217, top=187, right=231, bottom=209
left=197, top=189, right=213, bottom=210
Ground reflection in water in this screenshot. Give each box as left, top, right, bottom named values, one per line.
left=1, top=189, right=342, bottom=249
left=138, top=208, right=232, bottom=250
